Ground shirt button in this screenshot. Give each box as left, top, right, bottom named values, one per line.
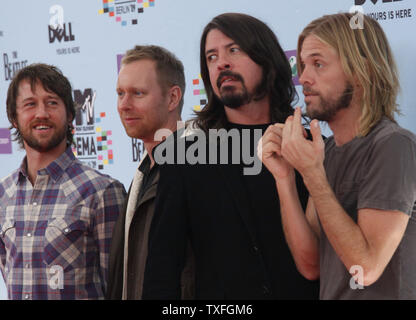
left=24, top=294, right=30, bottom=300
left=25, top=264, right=31, bottom=269
left=26, top=233, right=32, bottom=237
left=32, top=202, right=37, bottom=206
left=64, top=228, right=70, bottom=233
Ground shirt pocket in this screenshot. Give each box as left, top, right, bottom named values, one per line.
left=43, top=217, right=89, bottom=271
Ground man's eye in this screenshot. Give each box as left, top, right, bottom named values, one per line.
left=230, top=47, right=240, bottom=53
left=20, top=102, right=36, bottom=109
left=207, top=54, right=217, bottom=62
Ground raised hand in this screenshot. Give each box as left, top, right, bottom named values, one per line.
left=281, top=107, right=325, bottom=178
left=257, top=123, right=294, bottom=180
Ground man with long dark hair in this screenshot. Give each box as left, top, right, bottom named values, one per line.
left=142, top=13, right=319, bottom=299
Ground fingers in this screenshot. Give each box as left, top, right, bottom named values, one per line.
left=292, top=107, right=304, bottom=137
left=302, top=127, right=308, bottom=139
left=310, top=119, right=324, bottom=149
left=259, top=126, right=282, bottom=155
left=259, top=125, right=283, bottom=158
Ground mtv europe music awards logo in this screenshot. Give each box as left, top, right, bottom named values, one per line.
left=99, top=0, right=156, bottom=26
left=72, top=88, right=115, bottom=170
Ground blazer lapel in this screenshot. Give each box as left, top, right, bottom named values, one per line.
left=135, top=170, right=160, bottom=209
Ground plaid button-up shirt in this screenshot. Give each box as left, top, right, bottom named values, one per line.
left=0, top=147, right=126, bottom=300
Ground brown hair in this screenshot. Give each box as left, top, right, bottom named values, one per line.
left=297, top=13, right=400, bottom=136
left=6, top=63, right=75, bottom=147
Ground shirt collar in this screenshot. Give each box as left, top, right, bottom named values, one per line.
left=15, top=146, right=76, bottom=184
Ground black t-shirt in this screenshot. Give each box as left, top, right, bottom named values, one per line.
left=225, top=122, right=319, bottom=299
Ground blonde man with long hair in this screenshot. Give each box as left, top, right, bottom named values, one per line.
left=259, top=13, right=416, bottom=299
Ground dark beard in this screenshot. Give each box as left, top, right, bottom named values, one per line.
left=20, top=124, right=68, bottom=152
left=306, top=83, right=354, bottom=122
left=216, top=70, right=250, bottom=109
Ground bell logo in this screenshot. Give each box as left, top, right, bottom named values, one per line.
left=355, top=0, right=402, bottom=5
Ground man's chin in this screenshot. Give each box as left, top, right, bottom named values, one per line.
left=219, top=93, right=248, bottom=109
left=24, top=137, right=66, bottom=153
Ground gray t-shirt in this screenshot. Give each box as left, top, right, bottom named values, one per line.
left=320, top=118, right=416, bottom=299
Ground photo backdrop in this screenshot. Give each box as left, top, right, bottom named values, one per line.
left=1, top=0, right=415, bottom=299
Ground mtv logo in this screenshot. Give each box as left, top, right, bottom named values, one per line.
left=74, top=89, right=96, bottom=126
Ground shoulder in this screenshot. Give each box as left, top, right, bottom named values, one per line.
left=63, top=160, right=126, bottom=195
left=369, top=119, right=416, bottom=150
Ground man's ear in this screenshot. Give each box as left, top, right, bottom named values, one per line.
left=167, top=85, right=182, bottom=112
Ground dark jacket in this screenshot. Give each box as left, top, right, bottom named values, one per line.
left=142, top=129, right=319, bottom=300
left=107, top=153, right=194, bottom=300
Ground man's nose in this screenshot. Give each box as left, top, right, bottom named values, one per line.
left=34, top=102, right=50, bottom=119
left=299, top=66, right=314, bottom=86
left=217, top=54, right=232, bottom=71
left=118, top=94, right=131, bottom=111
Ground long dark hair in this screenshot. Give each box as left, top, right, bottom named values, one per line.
left=195, top=12, right=297, bottom=132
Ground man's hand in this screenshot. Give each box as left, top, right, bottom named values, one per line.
left=281, top=107, right=325, bottom=179
left=257, top=123, right=294, bottom=180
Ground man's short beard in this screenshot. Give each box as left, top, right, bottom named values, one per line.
left=306, top=83, right=354, bottom=122
left=220, top=89, right=250, bottom=109
left=19, top=124, right=68, bottom=152
left=215, top=70, right=249, bottom=109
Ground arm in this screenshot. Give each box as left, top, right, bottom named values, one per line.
left=303, top=170, right=409, bottom=286
left=258, top=123, right=320, bottom=280
left=282, top=108, right=412, bottom=286
left=93, top=180, right=127, bottom=294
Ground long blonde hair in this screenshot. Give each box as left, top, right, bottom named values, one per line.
left=297, top=13, right=400, bottom=136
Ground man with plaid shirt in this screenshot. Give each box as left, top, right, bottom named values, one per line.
left=0, top=64, right=126, bottom=299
